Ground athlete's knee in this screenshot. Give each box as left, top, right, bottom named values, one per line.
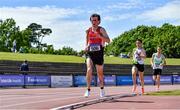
left=87, top=67, right=93, bottom=73
left=132, top=66, right=137, bottom=74
left=156, top=76, right=160, bottom=80
left=96, top=66, right=103, bottom=74
left=139, top=77, right=144, bottom=83
left=139, top=72, right=144, bottom=77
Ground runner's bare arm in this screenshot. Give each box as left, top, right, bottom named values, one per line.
left=85, top=30, right=89, bottom=51
left=86, top=30, right=89, bottom=46
left=161, top=56, right=166, bottom=66
left=98, top=28, right=110, bottom=43
left=150, top=54, right=154, bottom=67
left=140, top=49, right=146, bottom=58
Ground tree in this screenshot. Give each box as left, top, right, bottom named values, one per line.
left=61, top=46, right=78, bottom=55
left=105, top=23, right=180, bottom=58
left=0, top=18, right=20, bottom=51
left=27, top=23, right=52, bottom=50
left=40, top=28, right=52, bottom=45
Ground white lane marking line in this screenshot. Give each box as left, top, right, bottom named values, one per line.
left=0, top=88, right=86, bottom=93
left=50, top=98, right=100, bottom=110
left=1, top=93, right=78, bottom=101
left=0, top=88, right=85, bottom=97
left=0, top=88, right=86, bottom=96
left=1, top=92, right=97, bottom=101
left=1, top=92, right=99, bottom=108
left=0, top=95, right=84, bottom=108
left=51, top=100, right=97, bottom=110
left=50, top=94, right=133, bottom=110
left=1, top=91, right=87, bottom=100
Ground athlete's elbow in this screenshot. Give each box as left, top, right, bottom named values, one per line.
left=106, top=40, right=110, bottom=43
left=106, top=38, right=110, bottom=43
left=141, top=55, right=146, bottom=59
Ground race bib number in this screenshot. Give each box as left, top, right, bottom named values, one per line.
left=89, top=44, right=101, bottom=52
left=154, top=63, right=162, bottom=69
left=155, top=64, right=160, bottom=68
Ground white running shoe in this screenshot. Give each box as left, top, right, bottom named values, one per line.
left=156, top=88, right=160, bottom=92
left=100, top=89, right=105, bottom=97
left=84, top=90, right=90, bottom=98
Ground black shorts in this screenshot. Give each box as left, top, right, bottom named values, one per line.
left=153, top=69, right=162, bottom=75
left=133, top=64, right=144, bottom=72
left=86, top=47, right=104, bottom=65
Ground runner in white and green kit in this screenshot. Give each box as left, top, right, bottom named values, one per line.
left=151, top=46, right=166, bottom=91
left=132, top=39, right=146, bottom=94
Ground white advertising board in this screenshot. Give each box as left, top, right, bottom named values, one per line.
left=51, top=75, right=73, bottom=87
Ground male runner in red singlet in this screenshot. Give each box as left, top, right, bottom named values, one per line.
left=84, top=13, right=110, bottom=97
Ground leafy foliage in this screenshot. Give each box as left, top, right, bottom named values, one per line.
left=1, top=18, right=179, bottom=57
left=105, top=23, right=180, bottom=58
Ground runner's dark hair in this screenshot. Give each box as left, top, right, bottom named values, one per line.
left=90, top=13, right=101, bottom=21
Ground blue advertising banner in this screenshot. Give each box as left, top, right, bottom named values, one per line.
left=160, top=76, right=172, bottom=84
left=173, top=75, right=180, bottom=84
left=25, top=75, right=50, bottom=86
left=97, top=75, right=116, bottom=86
left=0, top=75, right=24, bottom=86
left=74, top=75, right=96, bottom=86
left=137, top=76, right=154, bottom=85
left=116, top=76, right=132, bottom=85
